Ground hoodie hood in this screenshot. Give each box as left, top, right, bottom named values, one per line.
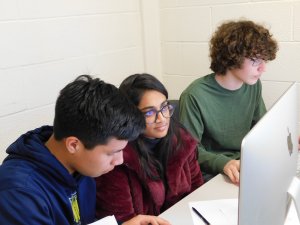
left=5, top=125, right=77, bottom=186
left=0, top=126, right=96, bottom=224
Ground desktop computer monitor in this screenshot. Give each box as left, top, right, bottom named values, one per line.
left=238, top=82, right=299, bottom=225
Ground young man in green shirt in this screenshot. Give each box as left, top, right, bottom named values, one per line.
left=179, top=20, right=278, bottom=184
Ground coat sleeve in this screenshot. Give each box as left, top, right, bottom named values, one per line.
left=181, top=130, right=204, bottom=191
left=179, top=91, right=232, bottom=174
left=188, top=145, right=204, bottom=191
left=188, top=137, right=204, bottom=191
left=95, top=166, right=136, bottom=222
left=163, top=131, right=204, bottom=211
left=0, top=189, right=53, bottom=225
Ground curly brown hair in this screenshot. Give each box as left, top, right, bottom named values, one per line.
left=210, top=20, right=278, bottom=75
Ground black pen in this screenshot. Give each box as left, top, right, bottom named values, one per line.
left=192, top=207, right=211, bottom=225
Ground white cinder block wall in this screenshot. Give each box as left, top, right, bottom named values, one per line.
left=1, top=0, right=300, bottom=162
left=0, top=0, right=162, bottom=162
left=160, top=0, right=300, bottom=132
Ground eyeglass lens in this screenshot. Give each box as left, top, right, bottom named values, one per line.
left=145, top=104, right=175, bottom=124
left=250, top=58, right=264, bottom=67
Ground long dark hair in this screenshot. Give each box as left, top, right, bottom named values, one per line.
left=119, top=73, right=186, bottom=180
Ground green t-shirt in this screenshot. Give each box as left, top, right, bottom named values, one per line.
left=179, top=73, right=266, bottom=175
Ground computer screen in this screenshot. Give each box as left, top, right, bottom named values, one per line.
left=238, top=82, right=299, bottom=225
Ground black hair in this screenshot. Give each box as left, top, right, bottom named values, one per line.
left=119, top=73, right=186, bottom=180
left=53, top=75, right=145, bottom=149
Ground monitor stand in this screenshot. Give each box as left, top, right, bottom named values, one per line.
left=288, top=176, right=300, bottom=222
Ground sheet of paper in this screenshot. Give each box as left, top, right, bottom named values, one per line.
left=88, top=215, right=118, bottom=225
left=189, top=199, right=299, bottom=225
left=189, top=199, right=238, bottom=225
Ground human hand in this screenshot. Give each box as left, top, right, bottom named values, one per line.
left=122, top=215, right=171, bottom=225
left=223, top=159, right=240, bottom=185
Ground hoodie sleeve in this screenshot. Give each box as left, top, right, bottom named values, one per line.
left=0, top=188, right=54, bottom=225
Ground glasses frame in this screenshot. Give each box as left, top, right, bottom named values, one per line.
left=249, top=58, right=265, bottom=67
left=143, top=103, right=175, bottom=124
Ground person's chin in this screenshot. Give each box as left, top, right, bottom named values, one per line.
left=246, top=78, right=259, bottom=85
left=99, top=167, right=114, bottom=176
left=155, top=125, right=168, bottom=135
left=154, top=130, right=168, bottom=138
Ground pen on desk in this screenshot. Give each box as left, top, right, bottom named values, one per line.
left=192, top=207, right=211, bottom=225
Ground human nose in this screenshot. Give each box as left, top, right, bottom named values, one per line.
left=258, top=61, right=266, bottom=72
left=154, top=110, right=166, bottom=123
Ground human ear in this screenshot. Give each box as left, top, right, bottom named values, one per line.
left=65, top=137, right=80, bottom=154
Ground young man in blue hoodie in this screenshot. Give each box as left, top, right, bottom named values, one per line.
left=0, top=75, right=171, bottom=225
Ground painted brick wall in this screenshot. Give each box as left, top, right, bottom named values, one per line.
left=0, top=0, right=151, bottom=162
left=1, top=0, right=299, bottom=162
left=160, top=0, right=300, bottom=133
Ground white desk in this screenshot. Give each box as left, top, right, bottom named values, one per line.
left=160, top=174, right=238, bottom=225
left=160, top=173, right=300, bottom=225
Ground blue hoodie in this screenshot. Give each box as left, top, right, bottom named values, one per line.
left=0, top=126, right=96, bottom=225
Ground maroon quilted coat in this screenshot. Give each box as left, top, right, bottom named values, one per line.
left=95, top=128, right=204, bottom=222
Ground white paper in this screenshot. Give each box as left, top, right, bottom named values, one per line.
left=189, top=199, right=299, bottom=225
left=189, top=199, right=238, bottom=225
left=88, top=215, right=118, bottom=225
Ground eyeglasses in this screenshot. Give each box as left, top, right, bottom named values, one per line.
left=143, top=104, right=175, bottom=124
left=250, top=58, right=265, bottom=67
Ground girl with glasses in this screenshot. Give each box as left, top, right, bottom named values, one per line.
left=95, top=73, right=204, bottom=223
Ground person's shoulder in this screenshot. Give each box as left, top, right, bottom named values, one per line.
left=122, top=142, right=138, bottom=162
left=170, top=128, right=198, bottom=162
left=0, top=161, right=49, bottom=205
left=182, top=73, right=215, bottom=94
left=177, top=128, right=198, bottom=148
left=188, top=73, right=214, bottom=87
left=0, top=160, right=36, bottom=189
left=180, top=74, right=215, bottom=103
left=116, top=142, right=141, bottom=173
left=0, top=156, right=68, bottom=195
